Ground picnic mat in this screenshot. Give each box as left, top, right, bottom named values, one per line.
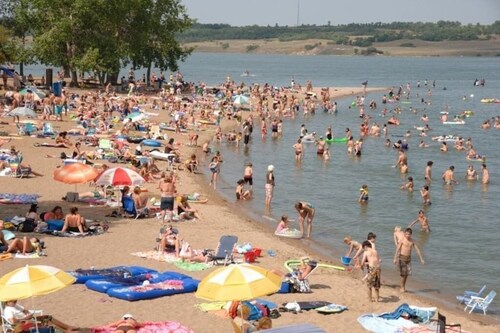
left=131, top=251, right=210, bottom=271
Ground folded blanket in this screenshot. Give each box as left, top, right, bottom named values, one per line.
left=195, top=302, right=227, bottom=312
left=379, top=303, right=416, bottom=320
left=92, top=321, right=194, bottom=333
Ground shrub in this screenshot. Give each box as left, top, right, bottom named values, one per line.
left=221, top=43, right=229, bottom=50
left=246, top=44, right=259, bottom=52
left=400, top=42, right=416, bottom=47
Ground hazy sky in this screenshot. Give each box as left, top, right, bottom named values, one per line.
left=181, top=0, right=499, bottom=26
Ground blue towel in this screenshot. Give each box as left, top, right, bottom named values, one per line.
left=378, top=303, right=416, bottom=320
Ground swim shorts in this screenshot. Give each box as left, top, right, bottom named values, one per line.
left=243, top=176, right=253, bottom=186
left=161, top=196, right=174, bottom=211
left=399, top=255, right=412, bottom=277
left=366, top=266, right=381, bottom=289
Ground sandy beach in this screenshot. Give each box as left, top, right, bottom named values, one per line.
left=0, top=84, right=499, bottom=333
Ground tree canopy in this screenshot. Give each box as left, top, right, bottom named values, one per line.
left=3, top=0, right=193, bottom=85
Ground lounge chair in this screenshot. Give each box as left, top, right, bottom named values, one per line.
left=207, top=235, right=238, bottom=266
left=122, top=196, right=149, bottom=219
left=437, top=312, right=461, bottom=333
left=456, top=284, right=486, bottom=304
left=17, top=122, right=37, bottom=136
left=1, top=313, right=14, bottom=333
left=464, top=290, right=496, bottom=315
left=8, top=155, right=31, bottom=178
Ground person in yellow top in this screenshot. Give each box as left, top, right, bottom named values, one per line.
left=359, top=184, right=369, bottom=203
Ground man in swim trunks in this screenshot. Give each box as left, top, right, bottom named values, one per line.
left=361, top=241, right=381, bottom=302
left=424, top=161, right=433, bottom=186
left=393, top=228, right=425, bottom=292
left=315, top=137, right=325, bottom=155
left=243, top=162, right=253, bottom=190
left=159, top=175, right=176, bottom=222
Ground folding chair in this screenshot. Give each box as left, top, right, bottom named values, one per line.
left=122, top=196, right=148, bottom=219
left=437, top=312, right=461, bottom=333
left=464, top=290, right=496, bottom=315
left=208, top=235, right=238, bottom=266
left=456, top=284, right=486, bottom=304
left=8, top=155, right=30, bottom=178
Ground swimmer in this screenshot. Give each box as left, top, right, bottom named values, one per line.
left=408, top=210, right=430, bottom=232
left=442, top=165, right=458, bottom=185
left=419, top=140, right=430, bottom=148
left=481, top=164, right=489, bottom=184
left=424, top=161, right=433, bottom=186
left=358, top=185, right=369, bottom=203
left=292, top=139, right=303, bottom=161
left=420, top=185, right=431, bottom=205
left=465, top=165, right=478, bottom=181
left=400, top=176, right=414, bottom=191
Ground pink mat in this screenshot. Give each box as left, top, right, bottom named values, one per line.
left=92, top=321, right=194, bottom=333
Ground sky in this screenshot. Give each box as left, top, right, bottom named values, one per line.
left=181, top=0, right=500, bottom=26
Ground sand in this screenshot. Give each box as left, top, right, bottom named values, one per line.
left=0, top=85, right=498, bottom=333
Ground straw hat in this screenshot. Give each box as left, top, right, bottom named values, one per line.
left=267, top=165, right=274, bottom=172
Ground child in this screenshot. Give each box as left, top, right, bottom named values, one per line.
left=361, top=241, right=381, bottom=302
left=400, top=176, right=414, bottom=191
left=393, top=226, right=404, bottom=247
left=275, top=215, right=289, bottom=233
left=235, top=179, right=251, bottom=200
left=420, top=185, right=431, bottom=205
left=343, top=236, right=362, bottom=267
left=358, top=184, right=369, bottom=203
left=322, top=148, right=330, bottom=161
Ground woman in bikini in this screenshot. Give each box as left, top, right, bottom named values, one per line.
left=109, top=314, right=143, bottom=333
left=294, top=201, right=315, bottom=238
left=61, top=207, right=86, bottom=233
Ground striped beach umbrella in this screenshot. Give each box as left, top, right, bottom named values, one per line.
left=94, top=167, right=145, bottom=187
left=0, top=265, right=76, bottom=301
left=195, top=264, right=281, bottom=301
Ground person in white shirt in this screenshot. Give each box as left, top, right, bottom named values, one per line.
left=3, top=300, right=79, bottom=332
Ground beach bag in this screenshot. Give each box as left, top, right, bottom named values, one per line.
left=20, top=218, right=36, bottom=232
left=242, top=301, right=263, bottom=321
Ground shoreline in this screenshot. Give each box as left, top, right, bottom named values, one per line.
left=0, top=84, right=498, bottom=331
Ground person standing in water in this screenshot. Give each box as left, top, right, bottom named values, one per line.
left=294, top=201, right=315, bottom=238
left=408, top=210, right=430, bottom=232
left=265, top=165, right=275, bottom=209
left=393, top=228, right=425, bottom=292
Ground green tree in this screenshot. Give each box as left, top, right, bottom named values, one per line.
left=0, top=25, right=16, bottom=64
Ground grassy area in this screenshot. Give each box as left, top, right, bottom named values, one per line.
left=183, top=36, right=500, bottom=57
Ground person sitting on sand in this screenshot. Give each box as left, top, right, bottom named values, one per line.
left=177, top=195, right=201, bottom=220
left=132, top=186, right=149, bottom=215
left=108, top=314, right=143, bottom=333
left=43, top=206, right=64, bottom=222
left=55, top=131, right=72, bottom=148
left=159, top=225, right=181, bottom=256
left=235, top=179, right=251, bottom=200
left=5, top=236, right=43, bottom=255
left=3, top=299, right=79, bottom=332
left=275, top=215, right=289, bottom=233
left=61, top=207, right=86, bottom=233
left=178, top=241, right=209, bottom=263
left=184, top=153, right=199, bottom=173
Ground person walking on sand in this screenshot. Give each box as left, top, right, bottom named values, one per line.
left=408, top=210, right=430, bottom=232
left=361, top=240, right=381, bottom=302
left=393, top=228, right=425, bottom=292
left=295, top=201, right=315, bottom=238
left=265, top=165, right=275, bottom=209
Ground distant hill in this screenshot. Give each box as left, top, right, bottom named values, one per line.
left=179, top=21, right=500, bottom=57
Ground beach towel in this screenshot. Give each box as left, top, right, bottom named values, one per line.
left=0, top=193, right=40, bottom=204
left=357, top=314, right=418, bottom=333
left=195, top=302, right=227, bottom=312
left=174, top=261, right=210, bottom=271
left=131, top=250, right=179, bottom=263
left=14, top=253, right=41, bottom=259
left=401, top=325, right=467, bottom=333
left=379, top=303, right=416, bottom=320
left=91, top=321, right=194, bottom=333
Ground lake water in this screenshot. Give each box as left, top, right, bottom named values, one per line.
left=22, top=54, right=500, bottom=312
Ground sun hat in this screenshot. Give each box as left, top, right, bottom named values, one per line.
left=267, top=165, right=274, bottom=172
left=122, top=314, right=134, bottom=320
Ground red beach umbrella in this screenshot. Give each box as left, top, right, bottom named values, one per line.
left=94, top=167, right=145, bottom=187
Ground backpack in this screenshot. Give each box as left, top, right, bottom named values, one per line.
left=20, top=218, right=36, bottom=232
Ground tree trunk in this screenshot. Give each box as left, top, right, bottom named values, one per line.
left=146, top=64, right=151, bottom=87
left=108, top=73, right=118, bottom=85
left=70, top=70, right=78, bottom=87
left=19, top=62, right=24, bottom=77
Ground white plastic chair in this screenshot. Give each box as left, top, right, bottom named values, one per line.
left=456, top=284, right=486, bottom=304
left=464, top=290, right=496, bottom=315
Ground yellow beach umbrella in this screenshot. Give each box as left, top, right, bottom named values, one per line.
left=0, top=265, right=76, bottom=301
left=195, top=263, right=281, bottom=302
